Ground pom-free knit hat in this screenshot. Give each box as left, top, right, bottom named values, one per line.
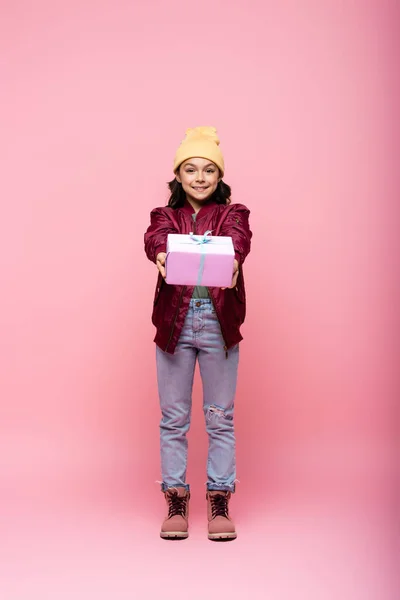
left=173, top=126, right=225, bottom=176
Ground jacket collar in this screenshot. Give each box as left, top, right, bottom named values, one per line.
left=181, top=198, right=218, bottom=219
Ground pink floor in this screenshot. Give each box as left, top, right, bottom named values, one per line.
left=1, top=482, right=396, bottom=600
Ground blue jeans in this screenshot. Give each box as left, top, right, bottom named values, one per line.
left=156, top=298, right=239, bottom=493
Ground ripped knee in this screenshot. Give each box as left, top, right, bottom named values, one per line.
left=205, top=404, right=233, bottom=424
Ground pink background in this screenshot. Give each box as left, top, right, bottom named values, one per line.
left=1, top=1, right=398, bottom=598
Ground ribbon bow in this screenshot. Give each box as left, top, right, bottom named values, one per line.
left=189, top=230, right=213, bottom=244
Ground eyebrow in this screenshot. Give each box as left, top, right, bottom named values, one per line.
left=183, top=162, right=216, bottom=168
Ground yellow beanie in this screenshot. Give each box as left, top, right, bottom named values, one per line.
left=173, top=126, right=225, bottom=176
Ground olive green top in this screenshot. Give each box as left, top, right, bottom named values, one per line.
left=192, top=284, right=209, bottom=298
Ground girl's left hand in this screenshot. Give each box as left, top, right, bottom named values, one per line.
left=221, top=259, right=239, bottom=290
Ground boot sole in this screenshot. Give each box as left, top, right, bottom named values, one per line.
left=160, top=531, right=189, bottom=540
left=208, top=532, right=237, bottom=541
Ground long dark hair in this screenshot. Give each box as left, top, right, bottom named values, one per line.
left=167, top=178, right=232, bottom=209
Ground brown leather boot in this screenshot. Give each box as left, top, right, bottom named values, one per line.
left=160, top=487, right=190, bottom=539
left=207, top=490, right=237, bottom=541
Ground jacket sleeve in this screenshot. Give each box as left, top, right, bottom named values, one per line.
left=144, top=207, right=179, bottom=263
left=219, top=204, right=252, bottom=265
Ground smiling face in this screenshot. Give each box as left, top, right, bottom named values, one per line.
left=176, top=157, right=221, bottom=210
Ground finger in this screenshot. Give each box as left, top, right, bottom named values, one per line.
left=156, top=252, right=167, bottom=265
left=229, top=272, right=239, bottom=289
left=157, top=264, right=166, bottom=278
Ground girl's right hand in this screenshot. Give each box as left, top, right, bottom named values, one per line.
left=156, top=252, right=167, bottom=279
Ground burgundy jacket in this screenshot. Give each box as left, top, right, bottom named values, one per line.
left=144, top=200, right=252, bottom=354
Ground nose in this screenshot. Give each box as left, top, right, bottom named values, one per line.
left=196, top=172, right=205, bottom=182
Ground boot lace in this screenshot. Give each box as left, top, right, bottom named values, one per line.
left=210, top=493, right=229, bottom=519
left=167, top=492, right=187, bottom=518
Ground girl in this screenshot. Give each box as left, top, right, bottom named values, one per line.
left=144, top=127, right=252, bottom=540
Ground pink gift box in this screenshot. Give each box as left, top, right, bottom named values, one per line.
left=165, top=233, right=235, bottom=287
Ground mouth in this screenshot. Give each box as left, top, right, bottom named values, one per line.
left=192, top=187, right=209, bottom=192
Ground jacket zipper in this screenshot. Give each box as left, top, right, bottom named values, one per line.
left=164, top=214, right=197, bottom=353
left=164, top=214, right=196, bottom=353
left=193, top=214, right=229, bottom=359
left=165, top=285, right=186, bottom=353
